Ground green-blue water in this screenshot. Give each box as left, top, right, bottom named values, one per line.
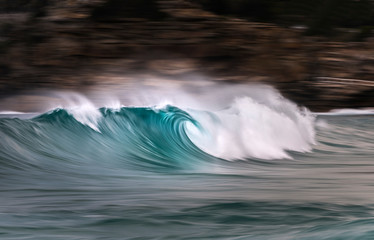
left=0, top=96, right=373, bottom=239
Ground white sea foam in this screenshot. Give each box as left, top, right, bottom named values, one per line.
left=0, top=111, right=39, bottom=119
left=185, top=93, right=316, bottom=160
left=54, top=92, right=102, bottom=132
left=0, top=111, right=27, bottom=115
left=315, top=119, right=330, bottom=129
left=318, top=108, right=374, bottom=116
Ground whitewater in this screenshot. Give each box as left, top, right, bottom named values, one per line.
left=0, top=84, right=374, bottom=239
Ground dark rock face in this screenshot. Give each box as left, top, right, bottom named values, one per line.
left=0, top=0, right=373, bottom=111
left=91, top=0, right=166, bottom=21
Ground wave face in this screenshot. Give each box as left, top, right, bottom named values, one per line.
left=2, top=85, right=374, bottom=239
left=0, top=90, right=315, bottom=173
left=0, top=106, right=213, bottom=173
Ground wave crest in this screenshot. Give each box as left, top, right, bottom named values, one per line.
left=187, top=96, right=315, bottom=160
left=0, top=85, right=316, bottom=173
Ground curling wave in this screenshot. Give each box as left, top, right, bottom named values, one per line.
left=0, top=106, right=214, bottom=173
left=0, top=93, right=315, bottom=173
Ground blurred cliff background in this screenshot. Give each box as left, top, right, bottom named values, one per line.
left=1, top=0, right=374, bottom=111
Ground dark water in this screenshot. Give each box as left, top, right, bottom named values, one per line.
left=0, top=94, right=374, bottom=239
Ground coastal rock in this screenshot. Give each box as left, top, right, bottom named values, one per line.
left=0, top=0, right=373, bottom=111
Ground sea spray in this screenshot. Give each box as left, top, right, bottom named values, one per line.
left=3, top=85, right=316, bottom=162
left=186, top=96, right=315, bottom=160
left=54, top=92, right=103, bottom=132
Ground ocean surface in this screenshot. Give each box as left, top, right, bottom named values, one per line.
left=0, top=85, right=373, bottom=239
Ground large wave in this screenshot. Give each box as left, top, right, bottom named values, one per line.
left=0, top=85, right=316, bottom=173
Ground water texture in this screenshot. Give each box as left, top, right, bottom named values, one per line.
left=0, top=87, right=373, bottom=239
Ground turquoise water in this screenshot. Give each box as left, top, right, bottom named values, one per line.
left=0, top=91, right=374, bottom=239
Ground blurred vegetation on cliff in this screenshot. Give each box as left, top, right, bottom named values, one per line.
left=192, top=0, right=374, bottom=38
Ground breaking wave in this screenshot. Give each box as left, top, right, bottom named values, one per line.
left=0, top=86, right=315, bottom=173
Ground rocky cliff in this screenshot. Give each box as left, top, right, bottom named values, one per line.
left=1, top=0, right=373, bottom=111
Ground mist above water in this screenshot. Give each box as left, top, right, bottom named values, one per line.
left=17, top=82, right=316, bottom=161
